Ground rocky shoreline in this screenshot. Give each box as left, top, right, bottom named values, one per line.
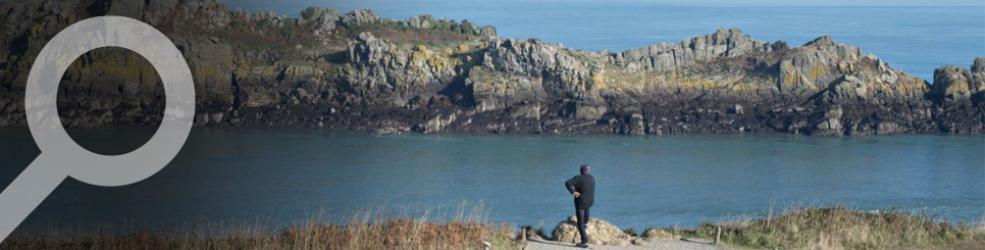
left=0, top=0, right=982, bottom=136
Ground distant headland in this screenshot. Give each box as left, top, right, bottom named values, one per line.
left=0, top=0, right=982, bottom=136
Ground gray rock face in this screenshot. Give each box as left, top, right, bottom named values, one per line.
left=344, top=31, right=458, bottom=103
left=932, top=65, right=975, bottom=102
left=477, top=38, right=604, bottom=113
left=405, top=14, right=495, bottom=36
left=776, top=37, right=866, bottom=97
left=0, top=0, right=981, bottom=135
left=484, top=39, right=595, bottom=83
left=877, top=121, right=902, bottom=134
left=340, top=9, right=379, bottom=27
left=613, top=28, right=770, bottom=72
left=932, top=57, right=985, bottom=102
left=348, top=32, right=391, bottom=65
left=467, top=66, right=546, bottom=112
left=974, top=58, right=985, bottom=100
left=300, top=7, right=340, bottom=38
left=408, top=14, right=434, bottom=29
left=973, top=57, right=985, bottom=72
left=414, top=113, right=457, bottom=133
left=813, top=106, right=844, bottom=136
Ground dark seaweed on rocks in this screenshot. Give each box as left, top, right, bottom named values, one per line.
left=0, top=0, right=982, bottom=135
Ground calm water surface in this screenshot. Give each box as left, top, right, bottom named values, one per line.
left=1, top=128, right=982, bottom=232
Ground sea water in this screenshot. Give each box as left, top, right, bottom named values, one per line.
left=1, top=128, right=982, bottom=231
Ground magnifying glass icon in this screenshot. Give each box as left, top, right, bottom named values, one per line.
left=0, top=16, right=195, bottom=241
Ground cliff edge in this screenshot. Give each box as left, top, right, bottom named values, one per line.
left=0, top=0, right=982, bottom=135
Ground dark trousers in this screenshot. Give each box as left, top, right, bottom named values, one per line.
left=576, top=207, right=590, bottom=244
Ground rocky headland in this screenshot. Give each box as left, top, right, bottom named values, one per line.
left=0, top=0, right=982, bottom=135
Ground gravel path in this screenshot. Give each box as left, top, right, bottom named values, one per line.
left=523, top=238, right=729, bottom=250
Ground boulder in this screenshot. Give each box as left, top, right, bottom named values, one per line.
left=299, top=7, right=339, bottom=37
left=928, top=58, right=985, bottom=104
left=643, top=228, right=675, bottom=240
left=552, top=216, right=640, bottom=246
left=877, top=121, right=902, bottom=134
left=408, top=14, right=434, bottom=29
left=341, top=9, right=379, bottom=27
left=973, top=57, right=985, bottom=74
left=730, top=104, right=744, bottom=115
left=813, top=105, right=844, bottom=136
left=479, top=26, right=497, bottom=37
left=414, top=113, right=456, bottom=133
left=931, top=66, right=973, bottom=102
left=618, top=113, right=645, bottom=135
left=348, top=32, right=390, bottom=64
left=973, top=57, right=985, bottom=101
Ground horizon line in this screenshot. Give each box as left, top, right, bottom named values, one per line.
left=229, top=4, right=985, bottom=17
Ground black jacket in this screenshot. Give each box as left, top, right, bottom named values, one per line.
left=565, top=174, right=595, bottom=209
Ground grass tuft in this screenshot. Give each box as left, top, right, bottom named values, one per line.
left=682, top=205, right=985, bottom=250
left=1, top=204, right=521, bottom=250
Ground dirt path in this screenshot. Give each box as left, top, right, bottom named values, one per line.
left=523, top=238, right=729, bottom=250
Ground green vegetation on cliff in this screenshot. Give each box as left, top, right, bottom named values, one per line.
left=0, top=0, right=982, bottom=135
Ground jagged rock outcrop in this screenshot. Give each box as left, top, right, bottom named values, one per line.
left=300, top=7, right=340, bottom=38
left=340, top=9, right=379, bottom=27
left=613, top=28, right=772, bottom=72
left=0, top=0, right=981, bottom=135
left=932, top=66, right=974, bottom=101
left=930, top=58, right=985, bottom=103
left=344, top=31, right=461, bottom=105
left=408, top=14, right=495, bottom=37
left=469, top=38, right=605, bottom=121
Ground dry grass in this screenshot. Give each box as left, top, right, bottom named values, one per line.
left=5, top=205, right=982, bottom=250
left=685, top=206, right=985, bottom=250
left=0, top=204, right=521, bottom=250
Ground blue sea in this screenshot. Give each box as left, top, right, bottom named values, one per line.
left=231, top=0, right=985, bottom=81
left=1, top=128, right=983, bottom=232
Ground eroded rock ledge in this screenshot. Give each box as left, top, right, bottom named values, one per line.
left=0, top=0, right=982, bottom=135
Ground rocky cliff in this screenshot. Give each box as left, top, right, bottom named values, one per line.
left=0, top=0, right=982, bottom=135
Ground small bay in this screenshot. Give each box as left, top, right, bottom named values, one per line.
left=1, top=128, right=982, bottom=232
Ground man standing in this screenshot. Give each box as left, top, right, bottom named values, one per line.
left=564, top=164, right=595, bottom=248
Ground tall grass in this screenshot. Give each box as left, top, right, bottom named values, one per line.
left=0, top=204, right=521, bottom=250
left=685, top=206, right=985, bottom=249
left=4, top=205, right=983, bottom=249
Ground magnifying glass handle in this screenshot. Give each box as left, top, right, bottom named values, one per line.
left=0, top=155, right=68, bottom=241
